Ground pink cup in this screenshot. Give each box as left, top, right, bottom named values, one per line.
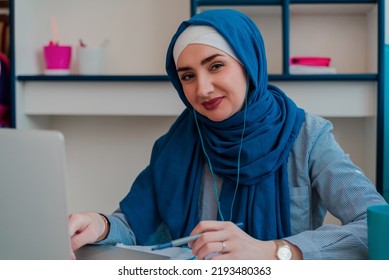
left=43, top=45, right=72, bottom=70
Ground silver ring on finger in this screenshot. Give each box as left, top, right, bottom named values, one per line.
left=220, top=241, right=226, bottom=254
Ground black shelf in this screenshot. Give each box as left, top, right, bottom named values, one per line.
left=16, top=75, right=170, bottom=82
left=290, top=0, right=377, bottom=3
left=197, top=0, right=281, bottom=5
left=196, top=0, right=377, bottom=5
left=269, top=74, right=377, bottom=81
left=17, top=74, right=377, bottom=82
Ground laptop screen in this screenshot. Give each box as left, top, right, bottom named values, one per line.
left=0, top=128, right=72, bottom=259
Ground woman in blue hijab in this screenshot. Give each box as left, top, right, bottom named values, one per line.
left=69, top=9, right=386, bottom=260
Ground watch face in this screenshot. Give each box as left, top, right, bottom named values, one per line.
left=277, top=246, right=292, bottom=260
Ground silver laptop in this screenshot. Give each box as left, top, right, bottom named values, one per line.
left=0, top=128, right=168, bottom=260
left=0, top=128, right=71, bottom=259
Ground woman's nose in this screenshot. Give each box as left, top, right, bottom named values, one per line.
left=196, top=74, right=214, bottom=97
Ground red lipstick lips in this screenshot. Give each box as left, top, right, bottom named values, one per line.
left=202, top=97, right=223, bottom=110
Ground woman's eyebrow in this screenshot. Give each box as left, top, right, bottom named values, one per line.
left=200, top=54, right=224, bottom=65
left=177, top=53, right=225, bottom=72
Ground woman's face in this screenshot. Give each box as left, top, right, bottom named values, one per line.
left=176, top=44, right=247, bottom=122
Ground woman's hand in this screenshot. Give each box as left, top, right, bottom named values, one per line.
left=188, top=220, right=277, bottom=260
left=68, top=212, right=108, bottom=259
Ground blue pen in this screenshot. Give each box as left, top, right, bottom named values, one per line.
left=151, top=222, right=244, bottom=251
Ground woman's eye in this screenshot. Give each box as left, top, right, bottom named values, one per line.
left=210, top=63, right=224, bottom=71
left=180, top=73, right=194, bottom=81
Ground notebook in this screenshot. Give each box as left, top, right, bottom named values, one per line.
left=0, top=128, right=168, bottom=260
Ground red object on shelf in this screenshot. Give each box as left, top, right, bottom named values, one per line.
left=290, top=56, right=331, bottom=67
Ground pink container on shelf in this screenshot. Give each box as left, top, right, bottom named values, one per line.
left=289, top=56, right=331, bottom=67
left=43, top=44, right=72, bottom=74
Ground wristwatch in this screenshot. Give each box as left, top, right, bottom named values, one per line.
left=274, top=239, right=292, bottom=260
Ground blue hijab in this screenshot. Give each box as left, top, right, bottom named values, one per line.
left=120, top=9, right=305, bottom=244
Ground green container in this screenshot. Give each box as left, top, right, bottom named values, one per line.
left=367, top=204, right=389, bottom=260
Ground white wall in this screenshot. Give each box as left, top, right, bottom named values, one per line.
left=15, top=0, right=190, bottom=75
left=55, top=116, right=177, bottom=214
